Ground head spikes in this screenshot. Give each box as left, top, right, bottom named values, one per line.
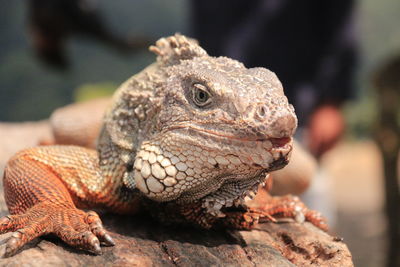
left=149, top=33, right=207, bottom=66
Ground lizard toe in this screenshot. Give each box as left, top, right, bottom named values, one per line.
left=1, top=204, right=112, bottom=255
left=80, top=231, right=102, bottom=255
left=55, top=225, right=102, bottom=255
left=85, top=211, right=115, bottom=246
left=91, top=226, right=115, bottom=247
left=0, top=214, right=30, bottom=234
left=305, top=210, right=328, bottom=231
left=3, top=221, right=48, bottom=257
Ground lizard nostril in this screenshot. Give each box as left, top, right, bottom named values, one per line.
left=259, top=106, right=266, bottom=116
left=255, top=104, right=268, bottom=121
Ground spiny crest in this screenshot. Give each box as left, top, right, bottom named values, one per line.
left=149, top=34, right=207, bottom=66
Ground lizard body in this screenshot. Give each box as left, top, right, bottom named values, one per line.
left=1, top=34, right=326, bottom=256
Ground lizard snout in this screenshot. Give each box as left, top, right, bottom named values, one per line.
left=269, top=114, right=297, bottom=138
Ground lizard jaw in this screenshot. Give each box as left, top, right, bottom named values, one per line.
left=129, top=129, right=292, bottom=203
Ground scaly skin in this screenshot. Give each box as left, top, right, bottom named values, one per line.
left=1, top=34, right=327, bottom=256
left=2, top=146, right=139, bottom=256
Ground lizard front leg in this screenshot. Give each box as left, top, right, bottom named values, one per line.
left=174, top=180, right=327, bottom=231
left=0, top=146, right=136, bottom=256
left=218, top=180, right=328, bottom=231
left=222, top=194, right=328, bottom=231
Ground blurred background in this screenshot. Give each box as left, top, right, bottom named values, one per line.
left=0, top=1, right=399, bottom=266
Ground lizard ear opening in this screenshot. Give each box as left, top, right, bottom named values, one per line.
left=149, top=34, right=207, bottom=66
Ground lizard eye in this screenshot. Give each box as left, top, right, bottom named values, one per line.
left=192, top=83, right=212, bottom=107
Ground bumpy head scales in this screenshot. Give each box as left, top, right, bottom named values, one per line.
left=149, top=34, right=207, bottom=66
left=122, top=34, right=297, bottom=215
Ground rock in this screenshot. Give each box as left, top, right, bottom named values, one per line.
left=0, top=121, right=354, bottom=266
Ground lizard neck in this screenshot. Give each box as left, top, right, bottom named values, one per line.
left=96, top=126, right=143, bottom=212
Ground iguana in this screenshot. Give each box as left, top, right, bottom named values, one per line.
left=1, top=34, right=326, bottom=257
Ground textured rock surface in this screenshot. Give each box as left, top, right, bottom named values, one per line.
left=0, top=122, right=353, bottom=266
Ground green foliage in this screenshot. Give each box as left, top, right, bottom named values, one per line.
left=74, top=83, right=117, bottom=102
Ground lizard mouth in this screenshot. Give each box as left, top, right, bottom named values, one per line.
left=270, top=137, right=291, bottom=148
left=166, top=124, right=293, bottom=152
left=165, top=124, right=293, bottom=171
left=188, top=126, right=293, bottom=160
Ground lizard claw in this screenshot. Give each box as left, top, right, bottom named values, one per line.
left=99, top=232, right=115, bottom=247
left=93, top=242, right=102, bottom=255
left=0, top=203, right=113, bottom=257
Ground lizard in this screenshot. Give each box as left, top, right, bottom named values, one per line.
left=0, top=34, right=327, bottom=257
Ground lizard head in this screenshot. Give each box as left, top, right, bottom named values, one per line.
left=126, top=35, right=297, bottom=214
